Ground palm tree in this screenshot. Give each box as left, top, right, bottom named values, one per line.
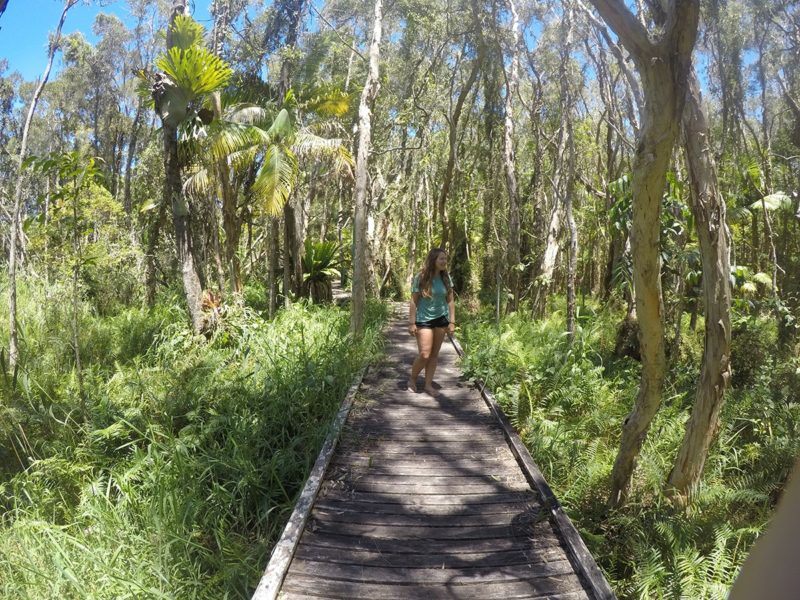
left=139, top=9, right=232, bottom=331
left=183, top=87, right=353, bottom=294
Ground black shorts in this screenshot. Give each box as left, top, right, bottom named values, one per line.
left=415, top=315, right=450, bottom=329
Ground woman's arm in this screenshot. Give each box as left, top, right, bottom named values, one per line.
left=447, top=290, right=455, bottom=333
left=409, top=292, right=420, bottom=334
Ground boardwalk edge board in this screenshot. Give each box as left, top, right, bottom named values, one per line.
left=448, top=333, right=617, bottom=600
left=251, top=363, right=369, bottom=600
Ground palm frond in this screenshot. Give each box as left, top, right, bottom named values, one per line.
left=749, top=192, right=793, bottom=213
left=252, top=145, right=298, bottom=216
left=293, top=132, right=354, bottom=177
left=184, top=167, right=215, bottom=197
left=203, top=122, right=259, bottom=163
left=727, top=204, right=752, bottom=222
left=156, top=47, right=232, bottom=100
left=267, top=109, right=294, bottom=141
left=169, top=14, right=205, bottom=51
left=226, top=103, right=275, bottom=127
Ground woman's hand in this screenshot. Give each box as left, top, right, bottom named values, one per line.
left=408, top=323, right=417, bottom=336
left=447, top=322, right=455, bottom=335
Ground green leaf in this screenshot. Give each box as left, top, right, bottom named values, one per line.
left=169, top=14, right=205, bottom=51
left=252, top=145, right=298, bottom=215
left=267, top=109, right=293, bottom=141
left=749, top=192, right=792, bottom=213
left=155, top=46, right=232, bottom=100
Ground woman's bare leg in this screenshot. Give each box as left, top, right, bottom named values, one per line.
left=424, top=327, right=447, bottom=396
left=408, top=327, right=433, bottom=391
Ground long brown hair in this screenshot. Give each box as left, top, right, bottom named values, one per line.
left=417, top=248, right=452, bottom=299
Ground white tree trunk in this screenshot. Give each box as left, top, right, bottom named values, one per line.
left=667, top=70, right=732, bottom=498
left=503, top=0, right=522, bottom=311
left=351, top=0, right=383, bottom=337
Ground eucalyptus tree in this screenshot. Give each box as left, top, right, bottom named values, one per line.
left=351, top=0, right=383, bottom=336
left=531, top=7, right=580, bottom=321
left=586, top=0, right=700, bottom=508
left=437, top=1, right=483, bottom=251
left=667, top=68, right=732, bottom=499
left=502, top=0, right=523, bottom=311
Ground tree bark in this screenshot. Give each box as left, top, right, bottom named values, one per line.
left=667, top=69, right=732, bottom=498
left=437, top=51, right=481, bottom=251
left=157, top=0, right=205, bottom=332
left=588, top=0, right=700, bottom=508
left=8, top=0, right=77, bottom=369
left=351, top=0, right=383, bottom=337
left=503, top=0, right=522, bottom=311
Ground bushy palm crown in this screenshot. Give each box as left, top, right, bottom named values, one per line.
left=140, top=15, right=232, bottom=128
left=184, top=88, right=353, bottom=216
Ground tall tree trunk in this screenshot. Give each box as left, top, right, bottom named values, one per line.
left=157, top=0, right=205, bottom=332
left=268, top=216, right=280, bottom=317
left=667, top=70, right=732, bottom=498
left=503, top=0, right=522, bottom=311
left=123, top=99, right=144, bottom=216
left=351, top=0, right=383, bottom=337
left=588, top=0, right=700, bottom=508
left=437, top=51, right=481, bottom=251
left=8, top=0, right=77, bottom=369
left=144, top=198, right=169, bottom=306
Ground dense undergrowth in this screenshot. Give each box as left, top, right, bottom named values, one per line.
left=0, top=276, right=387, bottom=599
left=459, top=299, right=799, bottom=599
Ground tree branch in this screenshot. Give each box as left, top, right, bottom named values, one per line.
left=585, top=0, right=652, bottom=58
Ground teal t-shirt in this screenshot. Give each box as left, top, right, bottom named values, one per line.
left=412, top=273, right=453, bottom=322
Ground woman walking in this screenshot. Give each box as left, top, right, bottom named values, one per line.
left=407, top=248, right=456, bottom=396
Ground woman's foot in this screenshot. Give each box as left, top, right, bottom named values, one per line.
left=424, top=385, right=439, bottom=397
left=407, top=378, right=417, bottom=392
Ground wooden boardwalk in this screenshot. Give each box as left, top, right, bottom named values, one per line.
left=258, top=315, right=614, bottom=599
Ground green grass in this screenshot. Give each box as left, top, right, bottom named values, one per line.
left=457, top=298, right=799, bottom=600
left=0, top=275, right=388, bottom=599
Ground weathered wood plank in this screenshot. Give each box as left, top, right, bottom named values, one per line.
left=286, top=557, right=576, bottom=584
left=327, top=479, right=529, bottom=495
left=313, top=498, right=540, bottom=516
left=297, top=530, right=561, bottom=554
left=303, top=520, right=552, bottom=541
left=281, top=572, right=587, bottom=600
left=319, top=488, right=534, bottom=505
left=294, top=542, right=564, bottom=568
left=310, top=506, right=543, bottom=527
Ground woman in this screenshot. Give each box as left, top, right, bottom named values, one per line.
left=407, top=248, right=456, bottom=396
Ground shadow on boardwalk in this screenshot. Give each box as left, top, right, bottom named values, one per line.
left=276, top=313, right=603, bottom=599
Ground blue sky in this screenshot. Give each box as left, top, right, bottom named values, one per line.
left=0, top=0, right=213, bottom=80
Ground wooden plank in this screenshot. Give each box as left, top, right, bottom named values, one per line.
left=448, top=334, right=616, bottom=600
left=281, top=572, right=587, bottom=600
left=319, top=488, right=534, bottom=505
left=343, top=426, right=501, bottom=439
left=303, top=520, right=552, bottom=541
left=297, top=530, right=561, bottom=555
left=313, top=498, right=541, bottom=516
left=328, top=461, right=520, bottom=476
left=250, top=365, right=369, bottom=600
left=286, top=558, right=576, bottom=584
left=310, top=506, right=544, bottom=527
left=294, top=542, right=564, bottom=568
left=330, top=479, right=530, bottom=495
left=278, top=588, right=587, bottom=600
left=330, top=455, right=520, bottom=470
